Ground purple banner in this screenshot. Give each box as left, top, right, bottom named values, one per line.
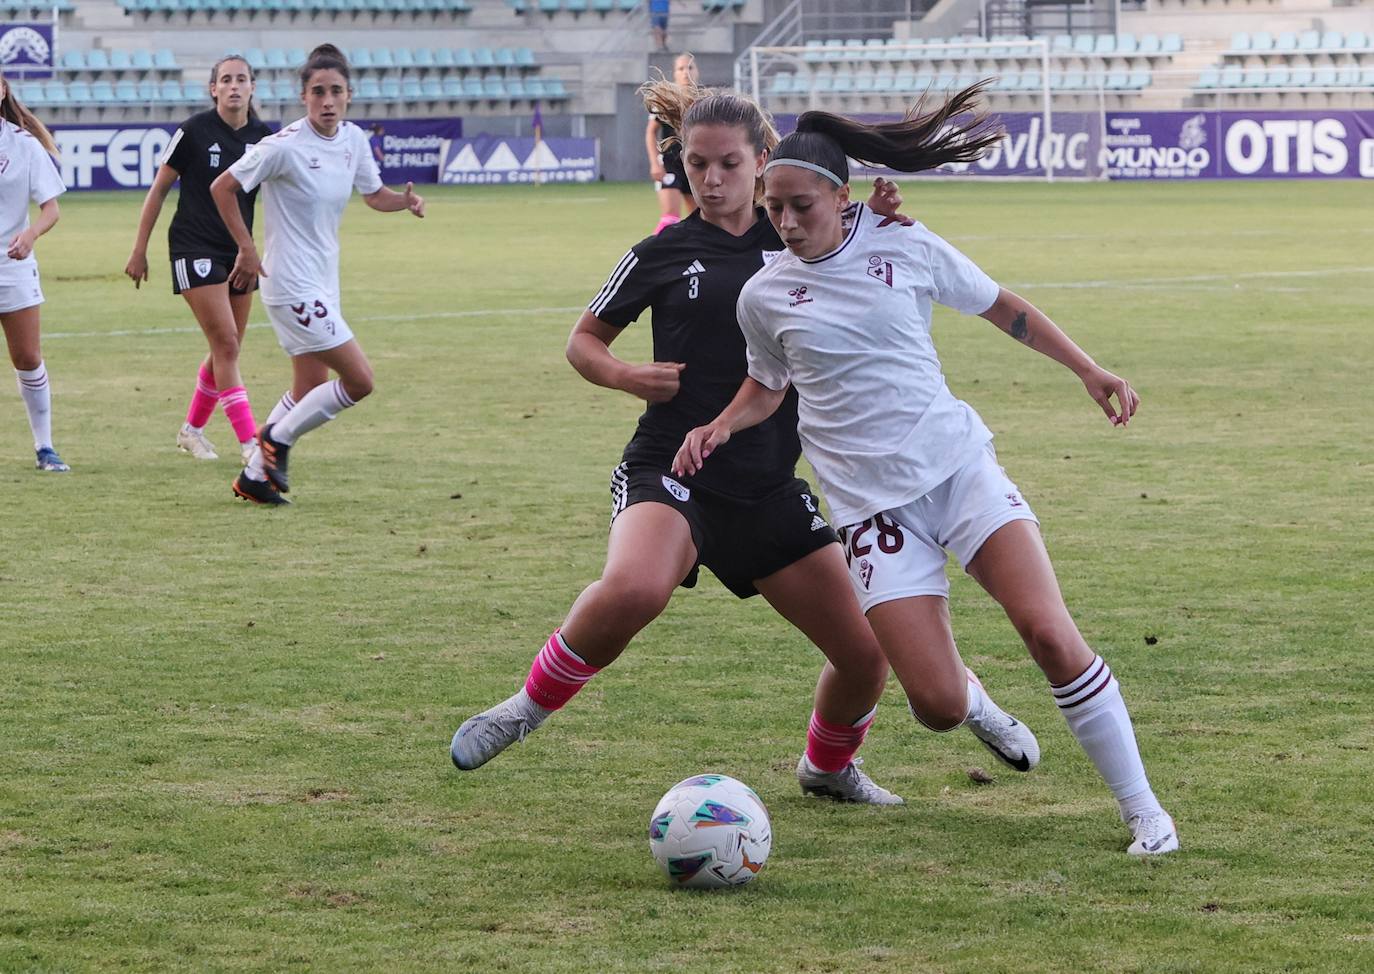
left=776, top=109, right=1374, bottom=180
left=51, top=117, right=464, bottom=190
left=354, top=117, right=462, bottom=184
left=0, top=23, right=54, bottom=79
left=438, top=134, right=598, bottom=184
left=1107, top=110, right=1374, bottom=179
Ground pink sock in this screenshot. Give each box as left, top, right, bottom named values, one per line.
left=653, top=214, right=680, bottom=235
left=186, top=363, right=218, bottom=428
left=524, top=630, right=600, bottom=711
left=219, top=386, right=257, bottom=444
left=805, top=707, right=877, bottom=773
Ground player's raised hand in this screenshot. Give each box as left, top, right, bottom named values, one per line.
left=624, top=361, right=684, bottom=403
left=673, top=422, right=730, bottom=477
left=868, top=177, right=913, bottom=227
left=1081, top=365, right=1139, bottom=427
left=124, top=251, right=149, bottom=289
left=404, top=182, right=425, bottom=218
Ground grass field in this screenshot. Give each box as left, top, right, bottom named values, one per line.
left=2, top=179, right=1371, bottom=973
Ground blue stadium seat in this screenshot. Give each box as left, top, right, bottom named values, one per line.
left=395, top=48, right=416, bottom=69
left=565, top=0, right=588, bottom=12
left=1160, top=34, right=1182, bottom=54
left=265, top=49, right=289, bottom=70
left=434, top=48, right=457, bottom=68
left=769, top=72, right=792, bottom=94
left=537, top=0, right=557, bottom=12
left=154, top=49, right=177, bottom=69
left=1289, top=66, right=1314, bottom=86
left=545, top=77, right=568, bottom=99
left=1347, top=31, right=1369, bottom=50
left=380, top=77, right=401, bottom=99
left=516, top=47, right=535, bottom=67
left=474, top=47, right=496, bottom=67
left=420, top=78, right=443, bottom=99
left=352, top=48, right=374, bottom=69
left=60, top=50, right=84, bottom=71
left=454, top=48, right=475, bottom=68
left=821, top=38, right=843, bottom=61
left=505, top=77, right=526, bottom=98
left=1018, top=71, right=1041, bottom=91
left=461, top=76, right=483, bottom=99
left=183, top=80, right=207, bottom=101
left=1275, top=32, right=1297, bottom=53
left=402, top=77, right=423, bottom=99
left=1313, top=66, right=1336, bottom=86
left=1359, top=66, right=1374, bottom=87
left=287, top=48, right=306, bottom=67
left=1251, top=31, right=1273, bottom=52
left=496, top=48, right=516, bottom=67
left=1335, top=65, right=1359, bottom=86
left=593, top=0, right=614, bottom=11
left=1127, top=70, right=1148, bottom=90
left=1194, top=66, right=1219, bottom=89
left=1093, top=34, right=1115, bottom=55
left=1138, top=34, right=1160, bottom=55
left=1261, top=66, right=1288, bottom=87
left=131, top=49, right=155, bottom=71
left=1298, top=30, right=1320, bottom=52
left=871, top=73, right=894, bottom=93
left=414, top=48, right=435, bottom=68
left=1219, top=64, right=1242, bottom=87
left=802, top=40, right=824, bottom=63
left=87, top=50, right=111, bottom=71
left=1051, top=35, right=1072, bottom=53
left=482, top=77, right=505, bottom=98
left=91, top=80, right=116, bottom=103
left=357, top=77, right=382, bottom=99
left=159, top=79, right=183, bottom=101
left=137, top=79, right=159, bottom=101
left=1240, top=66, right=1264, bottom=87
left=523, top=76, right=545, bottom=98
left=1321, top=31, right=1343, bottom=51
left=441, top=76, right=463, bottom=99
left=1104, top=70, right=1128, bottom=89
left=373, top=48, right=395, bottom=69
left=810, top=75, right=833, bottom=94
left=110, top=50, right=133, bottom=71
left=244, top=47, right=266, bottom=67
left=1116, top=33, right=1138, bottom=55
left=42, top=81, right=68, bottom=105
left=830, top=73, right=854, bottom=93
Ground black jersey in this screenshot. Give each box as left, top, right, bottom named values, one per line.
left=588, top=209, right=803, bottom=502
left=162, top=109, right=273, bottom=257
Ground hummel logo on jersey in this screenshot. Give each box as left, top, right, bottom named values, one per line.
left=866, top=255, right=893, bottom=287
left=661, top=476, right=691, bottom=503
left=788, top=286, right=813, bottom=307
left=681, top=260, right=705, bottom=276
left=809, top=515, right=827, bottom=532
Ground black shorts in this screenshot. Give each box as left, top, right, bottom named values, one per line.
left=170, top=254, right=257, bottom=296
left=609, top=461, right=840, bottom=599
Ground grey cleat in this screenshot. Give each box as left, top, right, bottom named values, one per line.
left=796, top=755, right=904, bottom=805
left=450, top=689, right=551, bottom=771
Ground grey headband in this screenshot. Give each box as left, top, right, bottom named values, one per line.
left=762, top=157, right=844, bottom=186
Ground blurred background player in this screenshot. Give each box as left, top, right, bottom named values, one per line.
left=674, top=87, right=1176, bottom=856
left=125, top=54, right=272, bottom=465
left=0, top=70, right=68, bottom=473
left=211, top=44, right=424, bottom=506
left=645, top=53, right=698, bottom=235
left=451, top=85, right=1039, bottom=802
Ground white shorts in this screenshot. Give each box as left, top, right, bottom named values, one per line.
left=0, top=279, right=44, bottom=314
left=839, top=443, right=1039, bottom=613
left=266, top=297, right=354, bottom=356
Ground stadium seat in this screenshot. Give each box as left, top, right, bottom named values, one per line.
left=545, top=77, right=568, bottom=99
left=565, top=0, right=588, bottom=12
left=461, top=76, right=483, bottom=99
left=434, top=48, right=456, bottom=68
left=357, top=77, right=382, bottom=99
left=183, top=80, right=207, bottom=101
left=1019, top=71, right=1041, bottom=91
left=1313, top=66, right=1336, bottom=87
left=395, top=48, right=416, bottom=69
left=352, top=48, right=374, bottom=69
left=1298, top=31, right=1320, bottom=52
left=1127, top=70, right=1148, bottom=90
left=420, top=78, right=443, bottom=100
left=110, top=50, right=133, bottom=71
left=523, top=76, right=545, bottom=98
left=1261, top=66, right=1288, bottom=87
left=516, top=47, right=536, bottom=67
left=1117, top=33, right=1138, bottom=56
left=1275, top=32, right=1297, bottom=53
left=482, top=77, right=505, bottom=98
left=1194, top=67, right=1219, bottom=89
left=68, top=80, right=92, bottom=103
left=441, top=76, right=463, bottom=99
left=537, top=0, right=557, bottom=13
left=159, top=79, right=183, bottom=102
left=1093, top=34, right=1115, bottom=55
left=414, top=48, right=435, bottom=68
left=1335, top=66, right=1359, bottom=86
left=1321, top=31, right=1343, bottom=51
left=1242, top=67, right=1266, bottom=87
left=131, top=49, right=155, bottom=72
left=496, top=48, right=516, bottom=67
left=474, top=47, right=496, bottom=67
left=244, top=47, right=266, bottom=68
left=769, top=72, right=792, bottom=94
left=505, top=77, right=526, bottom=98
left=1347, top=31, right=1369, bottom=51
left=155, top=49, right=177, bottom=69
left=401, top=77, right=423, bottom=99
left=60, top=50, right=84, bottom=71
left=137, top=79, right=159, bottom=101
left=830, top=73, right=854, bottom=94
left=1160, top=34, right=1182, bottom=54
left=1051, top=35, right=1072, bottom=53
left=453, top=48, right=475, bottom=68
left=1360, top=66, right=1374, bottom=87
left=380, top=77, right=401, bottom=99
left=42, top=81, right=68, bottom=105
left=287, top=48, right=306, bottom=67
left=1220, top=65, right=1242, bottom=88
left=872, top=73, right=894, bottom=93
left=1138, top=34, right=1160, bottom=55
left=87, top=50, right=111, bottom=71
left=811, top=75, right=833, bottom=94
left=91, top=80, right=116, bottom=103
left=265, top=49, right=289, bottom=70
left=1104, top=70, right=1128, bottom=90
left=1289, top=66, right=1313, bottom=86
left=1251, top=32, right=1273, bottom=53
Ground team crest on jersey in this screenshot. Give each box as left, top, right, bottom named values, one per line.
left=787, top=286, right=812, bottom=307
left=1006, top=491, right=1023, bottom=508
left=867, top=255, right=894, bottom=287
left=761, top=249, right=782, bottom=265
left=193, top=259, right=212, bottom=278
left=661, top=476, right=690, bottom=502
left=308, top=155, right=321, bottom=169
left=857, top=557, right=874, bottom=590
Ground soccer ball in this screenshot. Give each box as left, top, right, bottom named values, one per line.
left=648, top=773, right=772, bottom=889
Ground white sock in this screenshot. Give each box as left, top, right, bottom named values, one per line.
left=271, top=380, right=355, bottom=446
left=964, top=673, right=987, bottom=723
left=264, top=390, right=296, bottom=427
left=1053, top=655, right=1163, bottom=820
left=15, top=362, right=52, bottom=450
left=244, top=444, right=266, bottom=481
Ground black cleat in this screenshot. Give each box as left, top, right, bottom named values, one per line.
left=257, top=423, right=291, bottom=494
left=232, top=471, right=290, bottom=505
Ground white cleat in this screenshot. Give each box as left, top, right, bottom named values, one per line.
left=450, top=689, right=550, bottom=771
left=965, top=699, right=1041, bottom=773
left=1127, top=812, right=1179, bottom=856
left=796, top=755, right=904, bottom=805
left=176, top=424, right=218, bottom=460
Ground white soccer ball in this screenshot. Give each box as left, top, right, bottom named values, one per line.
left=648, top=773, right=772, bottom=889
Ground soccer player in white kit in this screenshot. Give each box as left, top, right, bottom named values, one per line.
left=674, top=85, right=1178, bottom=856
left=0, top=71, right=68, bottom=472
left=209, top=44, right=425, bottom=505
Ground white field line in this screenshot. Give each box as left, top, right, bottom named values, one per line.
left=41, top=267, right=1374, bottom=341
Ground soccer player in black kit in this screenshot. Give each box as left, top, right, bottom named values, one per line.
left=126, top=54, right=273, bottom=465
left=451, top=85, right=1040, bottom=802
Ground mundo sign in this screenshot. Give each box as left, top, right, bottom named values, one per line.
left=438, top=135, right=599, bottom=184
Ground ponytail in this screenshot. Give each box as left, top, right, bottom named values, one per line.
left=0, top=72, right=57, bottom=157
left=772, top=79, right=1003, bottom=184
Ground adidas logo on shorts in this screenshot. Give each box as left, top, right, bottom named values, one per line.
left=809, top=515, right=827, bottom=532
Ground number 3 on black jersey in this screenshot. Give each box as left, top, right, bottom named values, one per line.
left=688, top=275, right=699, bottom=300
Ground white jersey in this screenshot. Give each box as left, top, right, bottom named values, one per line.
left=229, top=119, right=382, bottom=306
left=0, top=122, right=65, bottom=288
left=736, top=203, right=1001, bottom=526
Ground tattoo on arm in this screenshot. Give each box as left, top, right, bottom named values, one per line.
left=1010, top=310, right=1032, bottom=345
